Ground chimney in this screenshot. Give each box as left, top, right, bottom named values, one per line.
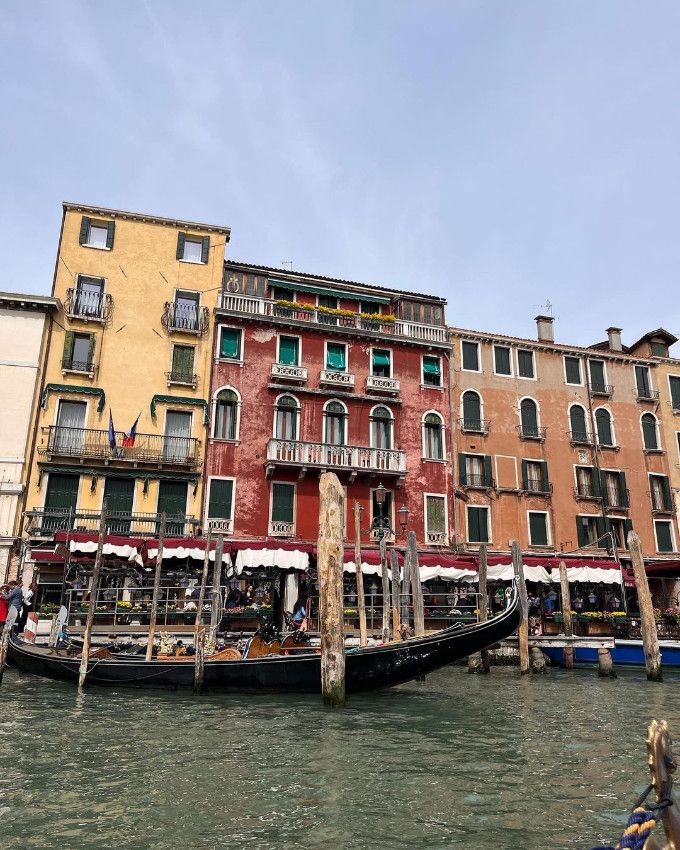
left=535, top=315, right=554, bottom=343
left=606, top=327, right=623, bottom=352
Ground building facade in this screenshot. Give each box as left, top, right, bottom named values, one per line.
left=205, top=262, right=451, bottom=550
left=0, top=293, right=58, bottom=581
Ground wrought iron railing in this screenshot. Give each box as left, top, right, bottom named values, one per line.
left=266, top=439, right=406, bottom=473
left=458, top=418, right=490, bottom=435
left=603, top=488, right=630, bottom=510
left=162, top=302, right=209, bottom=336
left=65, top=288, right=113, bottom=322
left=635, top=388, right=660, bottom=402
left=166, top=370, right=198, bottom=387
left=569, top=431, right=594, bottom=446
left=61, top=356, right=95, bottom=374
left=574, top=485, right=602, bottom=500
left=521, top=479, right=552, bottom=495
left=589, top=383, right=614, bottom=397
left=25, top=508, right=199, bottom=538
left=517, top=425, right=547, bottom=441
left=463, top=474, right=495, bottom=489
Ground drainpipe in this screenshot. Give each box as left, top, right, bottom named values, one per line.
left=444, top=348, right=459, bottom=549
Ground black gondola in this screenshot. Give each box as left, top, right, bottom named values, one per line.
left=6, top=588, right=521, bottom=693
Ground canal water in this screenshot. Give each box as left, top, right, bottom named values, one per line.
left=0, top=666, right=677, bottom=850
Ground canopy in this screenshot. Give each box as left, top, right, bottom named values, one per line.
left=55, top=531, right=144, bottom=565
left=146, top=537, right=233, bottom=563
left=234, top=541, right=311, bottom=573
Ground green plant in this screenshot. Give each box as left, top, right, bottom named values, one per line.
left=360, top=312, right=396, bottom=323
left=317, top=305, right=356, bottom=317
left=275, top=299, right=314, bottom=312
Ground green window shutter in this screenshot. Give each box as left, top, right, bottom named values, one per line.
left=176, top=232, right=186, bottom=260
left=279, top=336, right=299, bottom=366
left=106, top=221, right=115, bottom=250
left=529, top=513, right=548, bottom=546
left=87, top=334, right=96, bottom=368
left=426, top=496, right=445, bottom=533
left=596, top=516, right=607, bottom=544
left=373, top=350, right=390, bottom=367
left=540, top=461, right=550, bottom=492
left=656, top=521, right=674, bottom=552
left=63, top=331, right=74, bottom=364
left=173, top=345, right=194, bottom=374
left=79, top=216, right=90, bottom=245
left=494, top=346, right=511, bottom=375
left=518, top=350, right=534, bottom=378
left=201, top=236, right=210, bottom=263
left=220, top=329, right=241, bottom=359
left=624, top=520, right=633, bottom=544
left=603, top=519, right=614, bottom=554
left=272, top=483, right=294, bottom=522
left=599, top=471, right=609, bottom=506
left=468, top=507, right=482, bottom=542
left=462, top=341, right=478, bottom=370
left=576, top=518, right=587, bottom=548
left=589, top=360, right=606, bottom=392
left=483, top=455, right=493, bottom=487
left=458, top=453, right=468, bottom=486
left=326, top=344, right=346, bottom=371
left=662, top=476, right=673, bottom=511
left=521, top=459, right=528, bottom=488
left=565, top=357, right=581, bottom=384
left=619, top=472, right=629, bottom=507
left=592, top=469, right=602, bottom=498
left=670, top=377, right=680, bottom=411
left=208, top=479, right=233, bottom=519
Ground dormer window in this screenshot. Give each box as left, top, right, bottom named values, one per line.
left=651, top=341, right=669, bottom=358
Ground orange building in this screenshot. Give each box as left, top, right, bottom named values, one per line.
left=449, top=317, right=679, bottom=565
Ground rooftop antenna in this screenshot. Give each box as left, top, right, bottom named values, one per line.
left=535, top=299, right=554, bottom=316
left=281, top=259, right=294, bottom=271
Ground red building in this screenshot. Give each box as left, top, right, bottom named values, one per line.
left=204, top=262, right=451, bottom=554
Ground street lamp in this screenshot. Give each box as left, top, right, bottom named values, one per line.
left=369, top=484, right=409, bottom=541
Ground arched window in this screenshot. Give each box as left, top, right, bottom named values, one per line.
left=569, top=405, right=588, bottom=443
left=275, top=395, right=299, bottom=441
left=520, top=398, right=539, bottom=438
left=370, top=405, right=393, bottom=449
left=461, top=391, right=482, bottom=432
left=595, top=408, right=614, bottom=447
left=214, top=389, right=239, bottom=440
left=641, top=413, right=659, bottom=451
left=324, top=400, right=347, bottom=446
left=423, top=412, right=444, bottom=460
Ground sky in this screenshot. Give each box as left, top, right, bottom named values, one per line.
left=2, top=1, right=680, bottom=348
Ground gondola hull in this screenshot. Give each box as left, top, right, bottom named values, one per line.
left=7, top=592, right=521, bottom=693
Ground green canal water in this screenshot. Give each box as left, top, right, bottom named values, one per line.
left=0, top=665, right=677, bottom=850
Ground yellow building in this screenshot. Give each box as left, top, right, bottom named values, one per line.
left=24, top=202, right=230, bottom=547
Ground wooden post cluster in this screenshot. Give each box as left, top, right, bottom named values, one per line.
left=194, top=530, right=212, bottom=639
left=380, top=538, right=390, bottom=644
left=78, top=502, right=108, bottom=688
left=193, top=628, right=206, bottom=693
left=558, top=560, right=574, bottom=670
left=628, top=530, right=662, bottom=681
left=209, top=535, right=224, bottom=647
left=353, top=502, right=367, bottom=646
left=317, top=473, right=346, bottom=706
left=145, top=513, right=166, bottom=663
left=407, top=532, right=425, bottom=637
left=401, top=549, right=411, bottom=625
left=390, top=548, right=401, bottom=640
left=468, top=543, right=491, bottom=673
left=511, top=539, right=530, bottom=675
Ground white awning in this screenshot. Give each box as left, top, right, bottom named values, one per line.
left=550, top=566, right=623, bottom=585
left=69, top=539, right=142, bottom=566
left=234, top=548, right=309, bottom=572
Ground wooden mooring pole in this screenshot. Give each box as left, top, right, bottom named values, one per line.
left=628, top=530, right=662, bottom=682
left=558, top=560, right=574, bottom=670
left=390, top=548, right=401, bottom=640
left=353, top=502, right=367, bottom=646
left=401, top=548, right=411, bottom=625
left=78, top=502, right=108, bottom=689
left=317, top=473, right=345, bottom=706
left=511, top=539, right=530, bottom=675
left=209, top=535, right=225, bottom=647
left=145, top=513, right=166, bottom=662
left=469, top=543, right=491, bottom=673
left=407, top=532, right=425, bottom=637
left=193, top=628, right=206, bottom=693
left=380, top=538, right=390, bottom=643
left=194, top=530, right=212, bottom=642
left=0, top=607, right=18, bottom=685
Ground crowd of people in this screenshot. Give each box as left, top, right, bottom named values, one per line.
left=0, top=580, right=35, bottom=634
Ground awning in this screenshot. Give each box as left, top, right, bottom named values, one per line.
left=269, top=278, right=391, bottom=305
left=234, top=541, right=311, bottom=572
left=342, top=547, right=403, bottom=577
left=146, top=537, right=233, bottom=563
left=54, top=531, right=144, bottom=565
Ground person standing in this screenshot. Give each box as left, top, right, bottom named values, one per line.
left=0, top=585, right=8, bottom=633
left=17, top=580, right=36, bottom=633
left=1, top=581, right=23, bottom=629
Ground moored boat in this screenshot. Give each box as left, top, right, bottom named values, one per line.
left=541, top=638, right=680, bottom=670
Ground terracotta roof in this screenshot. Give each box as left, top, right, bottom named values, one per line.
left=63, top=202, right=231, bottom=236
left=627, top=328, right=678, bottom=351
left=224, top=259, right=447, bottom=304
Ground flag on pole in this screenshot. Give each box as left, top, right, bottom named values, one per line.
left=122, top=413, right=140, bottom=448
left=108, top=411, right=117, bottom=450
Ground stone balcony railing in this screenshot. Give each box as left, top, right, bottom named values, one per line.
left=319, top=369, right=355, bottom=388
left=365, top=375, right=400, bottom=394
left=269, top=520, right=296, bottom=537
left=206, top=518, right=234, bottom=533
left=265, top=438, right=406, bottom=478
left=271, top=363, right=308, bottom=383
left=425, top=530, right=449, bottom=546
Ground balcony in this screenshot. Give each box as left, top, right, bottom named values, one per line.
left=265, top=439, right=406, bottom=482
left=38, top=426, right=201, bottom=470
left=574, top=486, right=602, bottom=501
left=463, top=474, right=495, bottom=490
left=370, top=528, right=395, bottom=544
left=166, top=370, right=198, bottom=388
left=521, top=479, right=552, bottom=496
left=517, top=425, right=547, bottom=442
left=425, top=530, right=449, bottom=546
left=65, top=288, right=113, bottom=323
left=62, top=355, right=95, bottom=377
left=219, top=293, right=449, bottom=344
left=25, top=508, right=199, bottom=539
left=652, top=501, right=676, bottom=516
left=319, top=369, right=354, bottom=388
left=458, top=418, right=490, bottom=436
left=206, top=518, right=233, bottom=533
left=636, top=388, right=660, bottom=402
left=162, top=301, right=209, bottom=336
left=366, top=375, right=400, bottom=394
left=269, top=520, right=295, bottom=537
left=604, top=490, right=630, bottom=512
left=589, top=383, right=613, bottom=398
left=271, top=363, right=308, bottom=383
left=569, top=431, right=594, bottom=447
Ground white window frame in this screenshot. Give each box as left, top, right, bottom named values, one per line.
left=648, top=472, right=669, bottom=512
left=494, top=455, right=518, bottom=490
left=493, top=344, right=513, bottom=378
left=421, top=410, right=446, bottom=461
left=369, top=404, right=394, bottom=449
left=639, top=411, right=662, bottom=452
left=667, top=373, right=680, bottom=412
left=466, top=504, right=491, bottom=544
left=53, top=396, right=89, bottom=428
left=369, top=345, right=393, bottom=378
left=322, top=398, right=349, bottom=445
left=41, top=471, right=83, bottom=511
left=563, top=354, right=583, bottom=386
left=460, top=389, right=485, bottom=426
left=324, top=339, right=348, bottom=372
left=518, top=395, right=541, bottom=433
left=424, top=493, right=449, bottom=543
left=156, top=478, right=190, bottom=518
left=588, top=358, right=609, bottom=390
left=527, top=509, right=551, bottom=547
left=421, top=353, right=443, bottom=388
left=216, top=324, right=244, bottom=364
left=269, top=480, right=297, bottom=532
left=272, top=393, right=301, bottom=440
left=180, top=236, right=205, bottom=264
left=99, top=476, right=138, bottom=515
left=633, top=363, right=653, bottom=396
left=594, top=405, right=616, bottom=448
left=654, top=519, right=676, bottom=554
left=515, top=348, right=536, bottom=381
left=83, top=219, right=111, bottom=251
left=676, top=431, right=680, bottom=463
left=277, top=333, right=303, bottom=367
left=573, top=463, right=596, bottom=495
left=577, top=513, right=601, bottom=548
left=211, top=385, right=241, bottom=442
left=205, top=475, right=236, bottom=530
left=460, top=339, right=481, bottom=373
left=568, top=402, right=590, bottom=440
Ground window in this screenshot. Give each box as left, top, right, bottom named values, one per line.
left=275, top=395, right=299, bottom=441
left=271, top=483, right=295, bottom=530
left=423, top=412, right=444, bottom=460
left=522, top=460, right=549, bottom=493
left=74, top=275, right=105, bottom=318
left=641, top=413, right=659, bottom=451
left=324, top=401, right=347, bottom=445
left=655, top=521, right=675, bottom=552
left=520, top=398, right=540, bottom=438
left=422, top=355, right=442, bottom=387
left=563, top=356, right=582, bottom=385
left=575, top=466, right=597, bottom=498
left=214, top=389, right=239, bottom=440
left=54, top=401, right=87, bottom=453
left=272, top=285, right=295, bottom=302
left=371, top=349, right=391, bottom=377
left=608, top=518, right=631, bottom=551
left=528, top=512, right=549, bottom=546
left=79, top=216, right=114, bottom=250
left=360, top=301, right=376, bottom=316
left=207, top=478, right=234, bottom=526
left=278, top=335, right=300, bottom=366
left=569, top=405, right=589, bottom=443
left=370, top=405, right=393, bottom=449
left=170, top=345, right=195, bottom=382
left=173, top=290, right=200, bottom=331
left=461, top=341, right=480, bottom=371
left=635, top=365, right=652, bottom=398
left=461, top=390, right=483, bottom=432
left=163, top=411, right=192, bottom=462
left=650, top=474, right=672, bottom=512
left=577, top=515, right=604, bottom=548
left=177, top=233, right=209, bottom=264
left=460, top=453, right=492, bottom=488
left=651, top=342, right=668, bottom=358
left=669, top=376, right=680, bottom=411
left=595, top=408, right=614, bottom=447
left=62, top=332, right=94, bottom=372
left=219, top=327, right=242, bottom=360
left=326, top=342, right=347, bottom=372
left=603, top=471, right=628, bottom=509
left=43, top=472, right=80, bottom=530
left=493, top=345, right=512, bottom=376
left=467, top=506, right=489, bottom=543
left=157, top=480, right=189, bottom=534
left=425, top=495, right=448, bottom=543
left=318, top=294, right=338, bottom=324
left=588, top=360, right=607, bottom=393
left=371, top=489, right=394, bottom=533
left=517, top=349, right=535, bottom=379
